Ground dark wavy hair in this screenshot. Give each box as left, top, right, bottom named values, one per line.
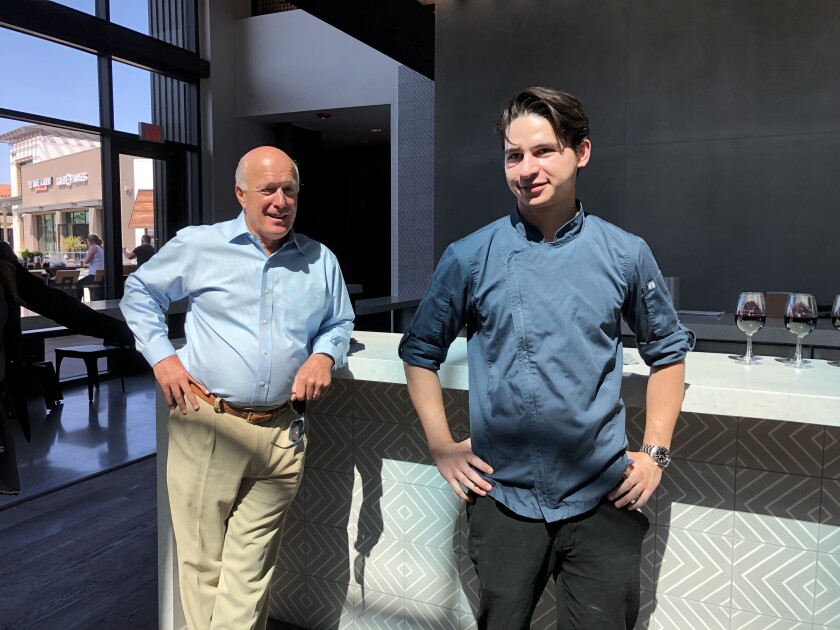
left=495, top=87, right=590, bottom=151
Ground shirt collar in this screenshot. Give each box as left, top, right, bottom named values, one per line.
left=511, top=200, right=586, bottom=244
left=227, top=211, right=304, bottom=254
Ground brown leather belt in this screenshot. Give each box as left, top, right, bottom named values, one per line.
left=189, top=382, right=290, bottom=425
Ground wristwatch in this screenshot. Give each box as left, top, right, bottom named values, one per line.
left=640, top=444, right=671, bottom=469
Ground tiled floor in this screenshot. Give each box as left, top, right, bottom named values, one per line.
left=0, top=370, right=157, bottom=509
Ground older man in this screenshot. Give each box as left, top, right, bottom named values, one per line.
left=121, top=146, right=354, bottom=629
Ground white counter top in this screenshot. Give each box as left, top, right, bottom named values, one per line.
left=343, top=331, right=840, bottom=427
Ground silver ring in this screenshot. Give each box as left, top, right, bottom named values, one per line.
left=629, top=499, right=637, bottom=505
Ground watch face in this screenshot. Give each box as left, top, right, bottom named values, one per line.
left=651, top=446, right=670, bottom=466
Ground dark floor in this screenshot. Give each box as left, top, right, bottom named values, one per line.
left=0, top=456, right=158, bottom=629
left=0, top=370, right=157, bottom=509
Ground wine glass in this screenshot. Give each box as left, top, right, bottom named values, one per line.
left=734, top=292, right=766, bottom=365
left=784, top=293, right=818, bottom=369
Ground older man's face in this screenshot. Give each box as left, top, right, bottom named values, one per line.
left=235, top=147, right=298, bottom=254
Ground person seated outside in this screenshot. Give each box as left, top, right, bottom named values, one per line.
left=77, top=234, right=105, bottom=300
left=122, top=235, right=155, bottom=268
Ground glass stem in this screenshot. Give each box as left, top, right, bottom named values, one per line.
left=745, top=334, right=753, bottom=361
left=794, top=336, right=803, bottom=364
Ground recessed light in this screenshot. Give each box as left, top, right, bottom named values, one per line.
left=370, top=128, right=382, bottom=133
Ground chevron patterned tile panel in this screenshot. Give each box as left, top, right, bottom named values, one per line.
left=651, top=593, right=730, bottom=629
left=404, top=541, right=460, bottom=609
left=737, top=418, right=824, bottom=476
left=641, top=525, right=658, bottom=592
left=354, top=589, right=405, bottom=630
left=734, top=468, right=821, bottom=550
left=404, top=484, right=461, bottom=549
left=460, top=611, right=478, bottom=630
left=458, top=551, right=479, bottom=614
left=403, top=424, right=449, bottom=489
left=657, top=461, right=735, bottom=535
left=672, top=412, right=738, bottom=465
left=276, top=517, right=306, bottom=575
left=306, top=413, right=354, bottom=474
left=530, top=580, right=557, bottom=630
left=305, top=468, right=354, bottom=530
left=404, top=598, right=460, bottom=629
left=304, top=576, right=357, bottom=630
left=353, top=418, right=405, bottom=482
left=819, top=480, right=840, bottom=554
left=730, top=609, right=813, bottom=629
left=267, top=569, right=309, bottom=628
left=823, top=427, right=840, bottom=479
left=459, top=391, right=470, bottom=433
left=635, top=589, right=655, bottom=630
left=309, top=378, right=354, bottom=417
left=351, top=476, right=405, bottom=541
left=352, top=535, right=405, bottom=598
left=626, top=407, right=645, bottom=450
left=813, top=552, right=840, bottom=627
left=306, top=522, right=353, bottom=585
left=732, top=538, right=817, bottom=622
left=355, top=381, right=407, bottom=423
left=457, top=502, right=467, bottom=556
left=656, top=528, right=734, bottom=605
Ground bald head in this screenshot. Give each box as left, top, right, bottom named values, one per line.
left=235, top=146, right=300, bottom=193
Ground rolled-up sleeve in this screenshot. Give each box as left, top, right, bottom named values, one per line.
left=622, top=238, right=695, bottom=366
left=399, top=245, right=469, bottom=371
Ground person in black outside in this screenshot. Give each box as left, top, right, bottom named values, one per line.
left=0, top=241, right=134, bottom=495
left=123, top=234, right=155, bottom=268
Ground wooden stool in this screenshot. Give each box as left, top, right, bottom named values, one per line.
left=54, top=345, right=127, bottom=402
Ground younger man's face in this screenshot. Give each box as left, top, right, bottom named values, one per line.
left=503, top=114, right=590, bottom=216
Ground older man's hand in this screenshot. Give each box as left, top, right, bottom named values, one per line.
left=153, top=354, right=208, bottom=414
left=291, top=353, right=334, bottom=401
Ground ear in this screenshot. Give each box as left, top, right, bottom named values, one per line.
left=235, top=184, right=246, bottom=208
left=576, top=138, right=592, bottom=169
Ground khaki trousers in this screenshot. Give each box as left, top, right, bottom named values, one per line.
left=167, top=397, right=305, bottom=630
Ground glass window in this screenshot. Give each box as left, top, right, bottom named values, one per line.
left=113, top=61, right=196, bottom=144
left=110, top=0, right=149, bottom=36
left=35, top=213, right=57, bottom=253
left=0, top=28, right=99, bottom=126
left=113, top=61, right=153, bottom=135
left=46, top=0, right=95, bottom=14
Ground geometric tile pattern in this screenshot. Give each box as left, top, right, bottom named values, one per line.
left=652, top=593, right=730, bottom=630
left=732, top=539, right=817, bottom=622
left=267, top=378, right=840, bottom=629
left=355, top=381, right=405, bottom=423
left=819, top=480, right=840, bottom=554
left=730, top=609, right=812, bottom=629
left=737, top=418, right=824, bottom=476
left=306, top=413, right=354, bottom=474
left=824, top=427, right=840, bottom=479
left=403, top=484, right=461, bottom=550
left=734, top=468, right=821, bottom=550
left=404, top=542, right=460, bottom=610
left=672, top=412, right=738, bottom=465
left=814, top=552, right=840, bottom=627
left=658, top=461, right=735, bottom=535
left=656, top=528, right=733, bottom=606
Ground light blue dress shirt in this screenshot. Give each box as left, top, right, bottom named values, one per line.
left=400, top=205, right=695, bottom=522
left=120, top=213, right=354, bottom=407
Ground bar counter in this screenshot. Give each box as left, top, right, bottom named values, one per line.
left=158, top=331, right=840, bottom=629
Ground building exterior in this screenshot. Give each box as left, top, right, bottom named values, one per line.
left=0, top=125, right=153, bottom=257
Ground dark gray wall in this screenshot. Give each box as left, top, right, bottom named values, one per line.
left=435, top=0, right=840, bottom=311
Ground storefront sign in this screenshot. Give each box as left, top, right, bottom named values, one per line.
left=56, top=172, right=89, bottom=187
left=28, top=176, right=52, bottom=192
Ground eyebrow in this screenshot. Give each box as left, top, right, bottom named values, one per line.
left=504, top=142, right=562, bottom=156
